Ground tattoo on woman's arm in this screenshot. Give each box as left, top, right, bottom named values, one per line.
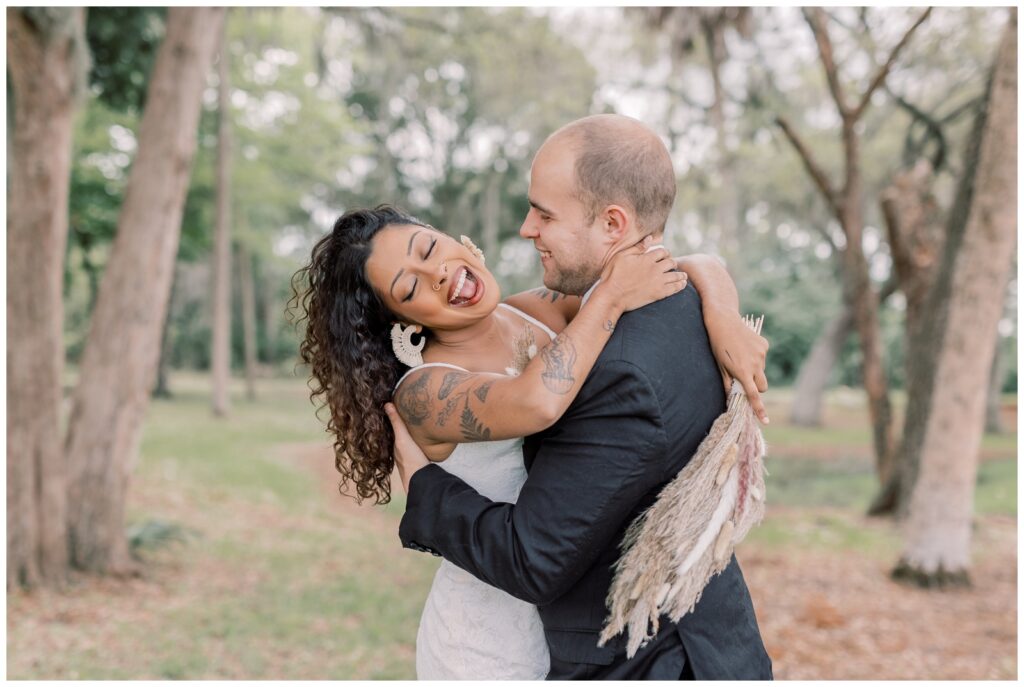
left=460, top=401, right=492, bottom=441
left=474, top=380, right=493, bottom=403
left=604, top=319, right=615, bottom=332
left=438, top=370, right=471, bottom=399
left=395, top=372, right=431, bottom=426
left=540, top=332, right=577, bottom=394
left=437, top=391, right=466, bottom=427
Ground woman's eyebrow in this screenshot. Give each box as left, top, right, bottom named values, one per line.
left=389, top=230, right=425, bottom=297
left=389, top=268, right=405, bottom=298
left=407, top=230, right=421, bottom=256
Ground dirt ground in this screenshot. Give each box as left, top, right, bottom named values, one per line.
left=8, top=442, right=1017, bottom=680
left=301, top=444, right=1020, bottom=681
left=741, top=513, right=1017, bottom=680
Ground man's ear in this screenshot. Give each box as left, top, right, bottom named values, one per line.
left=600, top=204, right=630, bottom=241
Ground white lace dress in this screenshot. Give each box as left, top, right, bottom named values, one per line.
left=395, top=304, right=553, bottom=680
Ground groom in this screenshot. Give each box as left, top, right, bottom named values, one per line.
left=388, top=114, right=773, bottom=680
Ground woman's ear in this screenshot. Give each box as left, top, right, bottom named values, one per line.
left=393, top=321, right=423, bottom=334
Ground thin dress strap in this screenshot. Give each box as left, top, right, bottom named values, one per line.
left=394, top=361, right=469, bottom=391
left=497, top=302, right=557, bottom=340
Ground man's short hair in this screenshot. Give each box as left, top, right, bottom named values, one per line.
left=555, top=115, right=676, bottom=234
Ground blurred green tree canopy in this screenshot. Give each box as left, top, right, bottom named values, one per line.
left=62, top=6, right=1015, bottom=390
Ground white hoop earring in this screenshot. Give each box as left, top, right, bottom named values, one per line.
left=391, top=322, right=425, bottom=367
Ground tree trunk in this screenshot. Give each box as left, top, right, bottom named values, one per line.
left=789, top=303, right=854, bottom=427
left=153, top=264, right=178, bottom=400
left=64, top=7, right=225, bottom=574
left=6, top=7, right=84, bottom=588
left=703, top=18, right=741, bottom=259
left=73, top=226, right=102, bottom=315
left=779, top=8, right=931, bottom=492
left=238, top=243, right=258, bottom=401
left=211, top=27, right=232, bottom=416
left=868, top=162, right=946, bottom=515
left=481, top=171, right=501, bottom=259
left=984, top=337, right=1005, bottom=434
left=838, top=126, right=896, bottom=486
left=258, top=258, right=277, bottom=364
left=894, top=11, right=1016, bottom=587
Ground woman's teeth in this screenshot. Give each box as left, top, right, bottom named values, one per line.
left=449, top=269, right=469, bottom=304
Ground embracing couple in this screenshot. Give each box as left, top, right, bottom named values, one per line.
left=294, top=115, right=773, bottom=680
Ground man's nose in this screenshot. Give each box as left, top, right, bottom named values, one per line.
left=519, top=216, right=538, bottom=239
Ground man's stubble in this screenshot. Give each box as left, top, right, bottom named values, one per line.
left=544, top=260, right=601, bottom=297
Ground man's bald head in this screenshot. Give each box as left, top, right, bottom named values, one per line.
left=542, top=114, right=676, bottom=235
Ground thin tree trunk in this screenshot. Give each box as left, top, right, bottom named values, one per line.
left=481, top=171, right=501, bottom=259
left=73, top=226, right=102, bottom=314
left=259, top=258, right=276, bottom=364
left=6, top=7, right=84, bottom=589
left=984, top=338, right=1005, bottom=434
left=211, top=27, right=232, bottom=416
left=778, top=8, right=930, bottom=492
left=985, top=273, right=1012, bottom=435
left=64, top=7, right=225, bottom=574
left=839, top=125, right=896, bottom=485
left=238, top=243, right=258, bottom=401
left=868, top=162, right=946, bottom=515
left=894, top=11, right=1016, bottom=586
left=789, top=303, right=854, bottom=427
left=153, top=264, right=178, bottom=400
left=703, top=18, right=741, bottom=258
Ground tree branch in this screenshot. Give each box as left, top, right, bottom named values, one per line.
left=887, top=87, right=948, bottom=171
left=879, top=273, right=899, bottom=304
left=851, top=7, right=933, bottom=122
left=775, top=115, right=841, bottom=218
left=939, top=94, right=984, bottom=124
left=803, top=7, right=849, bottom=118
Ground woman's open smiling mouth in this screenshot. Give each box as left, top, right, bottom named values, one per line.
left=447, top=266, right=485, bottom=307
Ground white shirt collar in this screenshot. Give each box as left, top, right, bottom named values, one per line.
left=579, top=243, right=665, bottom=307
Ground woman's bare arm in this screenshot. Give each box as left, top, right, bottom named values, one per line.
left=677, top=254, right=770, bottom=422
left=394, top=247, right=684, bottom=449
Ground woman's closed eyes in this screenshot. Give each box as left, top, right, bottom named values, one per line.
left=403, top=236, right=438, bottom=302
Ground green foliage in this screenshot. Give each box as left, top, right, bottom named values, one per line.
left=85, top=7, right=166, bottom=113
left=60, top=7, right=1015, bottom=388
left=323, top=7, right=596, bottom=249
left=128, top=519, right=198, bottom=555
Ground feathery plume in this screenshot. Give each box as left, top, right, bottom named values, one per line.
left=599, top=315, right=768, bottom=657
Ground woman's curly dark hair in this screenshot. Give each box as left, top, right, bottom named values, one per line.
left=287, top=205, right=430, bottom=505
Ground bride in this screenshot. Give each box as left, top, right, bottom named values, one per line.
left=290, top=204, right=765, bottom=679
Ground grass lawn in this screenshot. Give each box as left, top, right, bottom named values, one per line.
left=7, top=374, right=1017, bottom=679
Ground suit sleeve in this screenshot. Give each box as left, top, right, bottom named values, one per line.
left=399, top=359, right=671, bottom=606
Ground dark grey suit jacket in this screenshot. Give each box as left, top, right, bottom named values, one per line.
left=400, top=285, right=773, bottom=680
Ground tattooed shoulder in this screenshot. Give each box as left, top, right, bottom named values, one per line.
left=394, top=370, right=432, bottom=426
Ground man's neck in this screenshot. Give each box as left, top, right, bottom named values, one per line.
left=580, top=280, right=601, bottom=307
left=581, top=240, right=665, bottom=308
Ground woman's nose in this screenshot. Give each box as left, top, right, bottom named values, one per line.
left=430, top=259, right=448, bottom=290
